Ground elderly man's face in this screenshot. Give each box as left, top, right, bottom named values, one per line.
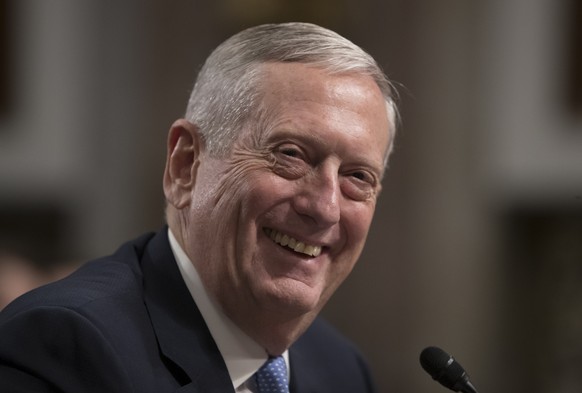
left=185, top=62, right=391, bottom=321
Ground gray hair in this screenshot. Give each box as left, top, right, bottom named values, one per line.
left=185, top=22, right=398, bottom=158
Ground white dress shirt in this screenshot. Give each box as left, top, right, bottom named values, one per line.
left=168, top=229, right=290, bottom=392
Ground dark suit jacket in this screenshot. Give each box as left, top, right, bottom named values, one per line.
left=0, top=229, right=377, bottom=393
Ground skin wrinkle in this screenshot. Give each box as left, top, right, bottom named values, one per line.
left=199, top=140, right=278, bottom=313
left=254, top=98, right=381, bottom=206
left=263, top=127, right=380, bottom=205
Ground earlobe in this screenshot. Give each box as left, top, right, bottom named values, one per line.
left=163, top=119, right=202, bottom=209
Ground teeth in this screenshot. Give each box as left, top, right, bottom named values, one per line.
left=266, top=228, right=322, bottom=257
left=294, top=242, right=305, bottom=253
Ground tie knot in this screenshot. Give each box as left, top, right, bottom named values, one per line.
left=255, top=356, right=289, bottom=393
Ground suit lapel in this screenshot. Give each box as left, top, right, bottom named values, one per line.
left=140, top=229, right=235, bottom=393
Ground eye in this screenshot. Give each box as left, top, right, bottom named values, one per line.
left=272, top=143, right=310, bottom=179
left=341, top=169, right=378, bottom=201
left=274, top=143, right=309, bottom=162
left=350, top=171, right=368, bottom=181
left=348, top=170, right=375, bottom=185
left=280, top=146, right=302, bottom=158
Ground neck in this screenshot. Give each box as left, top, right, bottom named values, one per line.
left=225, top=305, right=318, bottom=356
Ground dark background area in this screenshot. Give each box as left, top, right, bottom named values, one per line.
left=1, top=1, right=581, bottom=392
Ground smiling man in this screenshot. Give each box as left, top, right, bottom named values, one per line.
left=0, top=23, right=397, bottom=393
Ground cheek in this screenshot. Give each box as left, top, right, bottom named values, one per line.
left=322, top=204, right=376, bottom=290
left=203, top=156, right=280, bottom=256
left=343, top=202, right=376, bottom=247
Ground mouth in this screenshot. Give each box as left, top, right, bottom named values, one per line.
left=264, top=228, right=323, bottom=257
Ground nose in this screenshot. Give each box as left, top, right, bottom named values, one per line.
left=292, top=166, right=341, bottom=228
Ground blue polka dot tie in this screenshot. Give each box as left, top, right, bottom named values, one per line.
left=254, top=356, right=290, bottom=393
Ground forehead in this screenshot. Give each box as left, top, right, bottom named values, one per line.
left=253, top=62, right=391, bottom=168
left=259, top=62, right=385, bottom=105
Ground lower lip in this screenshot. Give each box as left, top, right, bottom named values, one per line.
left=266, top=243, right=324, bottom=284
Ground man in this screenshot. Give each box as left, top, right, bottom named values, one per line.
left=0, top=22, right=397, bottom=392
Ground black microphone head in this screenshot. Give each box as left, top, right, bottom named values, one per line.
left=419, top=346, right=478, bottom=393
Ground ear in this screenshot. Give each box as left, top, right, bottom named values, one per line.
left=163, top=119, right=203, bottom=209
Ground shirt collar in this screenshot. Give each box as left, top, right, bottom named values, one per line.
left=167, top=229, right=289, bottom=391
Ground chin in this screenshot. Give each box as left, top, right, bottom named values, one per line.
left=259, top=277, right=325, bottom=315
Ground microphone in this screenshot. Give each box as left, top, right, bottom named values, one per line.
left=419, top=346, right=479, bottom=393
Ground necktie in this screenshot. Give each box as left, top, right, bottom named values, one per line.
left=254, top=356, right=290, bottom=393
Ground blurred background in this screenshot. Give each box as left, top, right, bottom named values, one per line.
left=1, top=1, right=582, bottom=392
